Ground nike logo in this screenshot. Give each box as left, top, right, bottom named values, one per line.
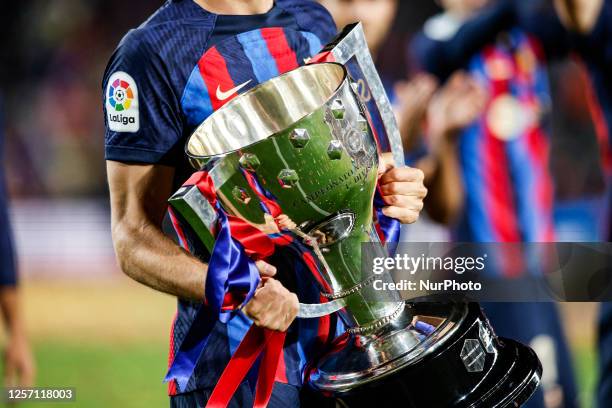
left=216, top=80, right=252, bottom=101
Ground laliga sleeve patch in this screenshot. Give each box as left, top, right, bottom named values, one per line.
left=105, top=71, right=139, bottom=132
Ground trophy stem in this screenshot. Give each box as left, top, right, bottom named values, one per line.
left=298, top=215, right=407, bottom=331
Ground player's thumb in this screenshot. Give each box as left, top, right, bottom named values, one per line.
left=255, top=260, right=277, bottom=277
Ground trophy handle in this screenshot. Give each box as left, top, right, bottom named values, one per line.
left=297, top=298, right=347, bottom=318
left=310, top=22, right=405, bottom=167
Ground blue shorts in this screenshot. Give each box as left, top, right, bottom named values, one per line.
left=169, top=381, right=300, bottom=408
left=482, top=302, right=578, bottom=408
left=0, top=188, right=16, bottom=287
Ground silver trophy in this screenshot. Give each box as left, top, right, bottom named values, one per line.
left=170, top=26, right=542, bottom=407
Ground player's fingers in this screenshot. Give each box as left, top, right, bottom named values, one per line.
left=446, top=71, right=468, bottom=90
left=466, top=84, right=488, bottom=108
left=394, top=80, right=411, bottom=96
left=380, top=181, right=428, bottom=197
left=412, top=80, right=429, bottom=97
left=383, top=195, right=425, bottom=212
left=453, top=102, right=481, bottom=125
left=381, top=206, right=420, bottom=224
left=275, top=214, right=296, bottom=230
left=379, top=167, right=425, bottom=185
left=415, top=75, right=438, bottom=97
left=255, top=260, right=277, bottom=277
left=413, top=86, right=436, bottom=106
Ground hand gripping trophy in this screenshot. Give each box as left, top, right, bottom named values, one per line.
left=170, top=24, right=542, bottom=407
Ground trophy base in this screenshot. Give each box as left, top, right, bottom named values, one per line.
left=307, top=302, right=542, bottom=407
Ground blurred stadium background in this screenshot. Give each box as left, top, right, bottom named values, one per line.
left=0, top=1, right=604, bottom=407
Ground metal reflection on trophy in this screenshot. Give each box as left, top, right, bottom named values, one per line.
left=171, top=24, right=543, bottom=408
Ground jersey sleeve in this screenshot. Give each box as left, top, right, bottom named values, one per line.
left=103, top=30, right=183, bottom=165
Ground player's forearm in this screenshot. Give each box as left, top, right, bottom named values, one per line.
left=112, top=220, right=206, bottom=302
left=0, top=287, right=26, bottom=337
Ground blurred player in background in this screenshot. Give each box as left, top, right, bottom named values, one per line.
left=554, top=0, right=612, bottom=161
left=554, top=0, right=612, bottom=405
left=0, top=99, right=35, bottom=388
left=411, top=1, right=579, bottom=407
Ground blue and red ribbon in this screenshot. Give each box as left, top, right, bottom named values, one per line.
left=374, top=186, right=401, bottom=245
left=164, top=171, right=279, bottom=400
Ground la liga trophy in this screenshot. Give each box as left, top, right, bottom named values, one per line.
left=170, top=24, right=542, bottom=407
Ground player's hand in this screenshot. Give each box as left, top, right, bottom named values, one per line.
left=378, top=153, right=427, bottom=224
left=3, top=332, right=35, bottom=387
left=243, top=278, right=299, bottom=331
left=427, top=71, right=487, bottom=143
left=394, top=74, right=438, bottom=126
left=393, top=74, right=438, bottom=150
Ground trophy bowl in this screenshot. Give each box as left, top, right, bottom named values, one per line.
left=182, top=62, right=542, bottom=407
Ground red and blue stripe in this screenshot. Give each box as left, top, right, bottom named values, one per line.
left=181, top=28, right=318, bottom=129
left=457, top=31, right=555, bottom=274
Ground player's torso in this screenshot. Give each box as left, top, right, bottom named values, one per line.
left=136, top=1, right=336, bottom=394
left=456, top=29, right=555, bottom=243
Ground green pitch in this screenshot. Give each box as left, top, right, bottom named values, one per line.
left=0, top=280, right=598, bottom=407
left=3, top=341, right=168, bottom=408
